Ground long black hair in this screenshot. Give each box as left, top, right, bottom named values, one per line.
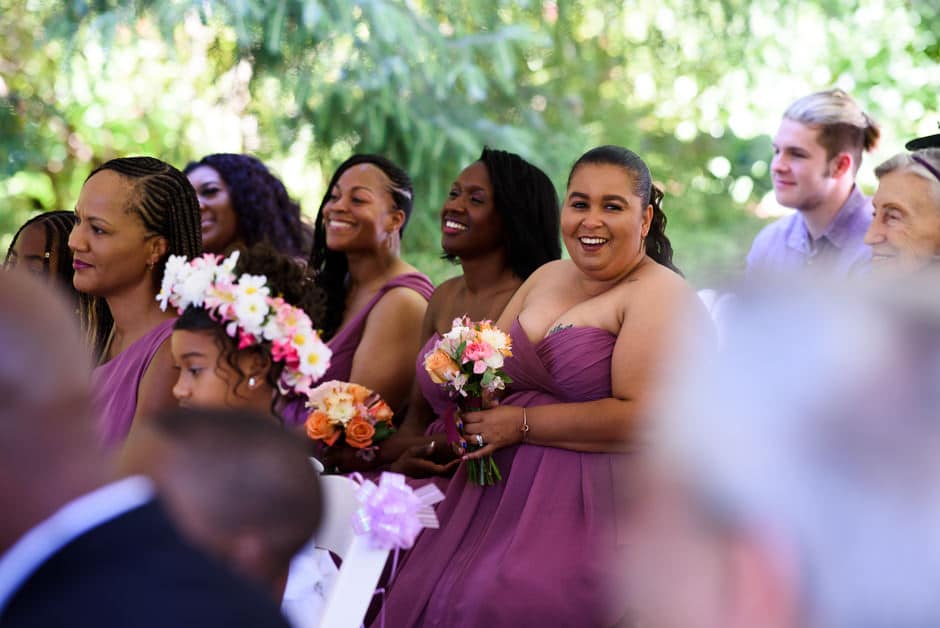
left=307, top=154, right=414, bottom=340
left=81, top=156, right=202, bottom=360
left=183, top=154, right=314, bottom=257
left=444, top=147, right=560, bottom=279
left=568, top=145, right=680, bottom=274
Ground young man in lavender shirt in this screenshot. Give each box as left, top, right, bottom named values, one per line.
left=746, top=89, right=880, bottom=276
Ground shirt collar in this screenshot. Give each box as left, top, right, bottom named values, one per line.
left=0, top=476, right=155, bottom=616
left=786, top=185, right=869, bottom=252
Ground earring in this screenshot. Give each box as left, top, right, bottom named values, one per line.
left=248, top=377, right=256, bottom=388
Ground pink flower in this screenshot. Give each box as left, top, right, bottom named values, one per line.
left=462, top=341, right=493, bottom=363
left=238, top=330, right=258, bottom=349
left=473, top=360, right=488, bottom=375
left=272, top=339, right=300, bottom=369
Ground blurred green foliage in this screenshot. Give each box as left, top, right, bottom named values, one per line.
left=2, top=0, right=938, bottom=285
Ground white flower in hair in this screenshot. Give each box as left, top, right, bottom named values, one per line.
left=157, top=250, right=332, bottom=400
left=297, top=333, right=331, bottom=379
left=178, top=264, right=215, bottom=308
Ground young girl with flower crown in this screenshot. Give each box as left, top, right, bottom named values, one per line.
left=157, top=242, right=338, bottom=627
left=159, top=243, right=330, bottom=418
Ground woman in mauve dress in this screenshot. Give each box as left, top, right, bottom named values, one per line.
left=69, top=157, right=201, bottom=448
left=282, top=155, right=432, bottom=430
left=377, top=146, right=710, bottom=627
left=366, top=147, right=561, bottom=480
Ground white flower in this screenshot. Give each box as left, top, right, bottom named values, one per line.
left=479, top=327, right=510, bottom=354
left=297, top=338, right=332, bottom=379
left=157, top=255, right=188, bottom=310
left=236, top=274, right=270, bottom=301
left=177, top=266, right=215, bottom=308
left=233, top=295, right=269, bottom=334
left=261, top=316, right=283, bottom=342
left=220, top=250, right=240, bottom=274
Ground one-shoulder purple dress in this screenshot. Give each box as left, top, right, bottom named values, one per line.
left=94, top=318, right=176, bottom=447
left=377, top=320, right=631, bottom=627
left=282, top=273, right=434, bottom=425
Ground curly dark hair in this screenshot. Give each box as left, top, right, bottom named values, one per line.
left=174, top=242, right=326, bottom=414
left=444, top=147, right=561, bottom=279
left=82, top=156, right=202, bottom=360
left=184, top=154, right=315, bottom=257
left=307, top=154, right=414, bottom=341
left=567, top=145, right=681, bottom=275
left=4, top=210, right=77, bottom=295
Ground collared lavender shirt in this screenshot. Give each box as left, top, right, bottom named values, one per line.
left=746, top=185, right=872, bottom=276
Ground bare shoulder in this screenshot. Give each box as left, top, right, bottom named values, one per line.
left=369, top=283, right=429, bottom=322
left=621, top=264, right=708, bottom=329
left=522, top=259, right=576, bottom=291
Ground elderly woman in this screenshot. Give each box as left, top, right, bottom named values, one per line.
left=865, top=148, right=940, bottom=273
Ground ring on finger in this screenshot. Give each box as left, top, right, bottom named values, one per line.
left=475, top=433, right=484, bottom=447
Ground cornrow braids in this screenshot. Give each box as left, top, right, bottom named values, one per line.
left=183, top=154, right=315, bottom=257
left=82, top=156, right=202, bottom=359
left=4, top=211, right=78, bottom=303
left=308, top=154, right=414, bottom=340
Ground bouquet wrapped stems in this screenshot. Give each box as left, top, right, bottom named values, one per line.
left=457, top=396, right=502, bottom=486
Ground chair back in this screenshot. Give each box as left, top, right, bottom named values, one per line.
left=315, top=475, right=391, bottom=628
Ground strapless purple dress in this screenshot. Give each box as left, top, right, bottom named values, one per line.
left=376, top=319, right=631, bottom=627
left=281, top=273, right=434, bottom=425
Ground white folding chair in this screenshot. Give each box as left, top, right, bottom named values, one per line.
left=315, top=475, right=390, bottom=628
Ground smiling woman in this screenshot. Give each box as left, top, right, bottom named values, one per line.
left=377, top=145, right=709, bottom=628
left=285, top=155, right=433, bottom=427
left=183, top=154, right=314, bottom=258
left=865, top=149, right=940, bottom=275
left=69, top=156, right=202, bottom=447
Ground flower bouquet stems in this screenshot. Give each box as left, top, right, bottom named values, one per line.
left=424, top=316, right=513, bottom=486
left=457, top=396, right=501, bottom=486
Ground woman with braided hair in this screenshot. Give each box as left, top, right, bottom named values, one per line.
left=184, top=153, right=314, bottom=257
left=69, top=156, right=202, bottom=447
left=4, top=210, right=78, bottom=298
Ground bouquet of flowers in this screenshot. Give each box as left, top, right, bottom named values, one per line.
left=423, top=316, right=513, bottom=485
left=157, top=251, right=331, bottom=397
left=304, top=380, right=396, bottom=461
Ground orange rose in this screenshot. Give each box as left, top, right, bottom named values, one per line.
left=425, top=349, right=460, bottom=384
left=345, top=416, right=376, bottom=449
left=347, top=383, right=371, bottom=404
left=368, top=399, right=394, bottom=423
left=305, top=410, right=340, bottom=446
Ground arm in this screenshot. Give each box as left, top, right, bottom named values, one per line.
left=464, top=276, right=706, bottom=455
left=347, top=286, right=429, bottom=414
left=125, top=338, right=178, bottom=443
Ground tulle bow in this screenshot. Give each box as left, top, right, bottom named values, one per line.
left=350, top=472, right=444, bottom=550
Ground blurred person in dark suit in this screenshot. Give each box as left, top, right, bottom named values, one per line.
left=121, top=406, right=322, bottom=601
left=0, top=271, right=289, bottom=628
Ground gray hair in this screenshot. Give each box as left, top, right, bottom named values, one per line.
left=657, top=275, right=940, bottom=628
left=875, top=148, right=940, bottom=206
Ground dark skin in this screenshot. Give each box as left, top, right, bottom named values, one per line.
left=324, top=160, right=521, bottom=477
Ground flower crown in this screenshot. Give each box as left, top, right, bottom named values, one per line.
left=157, top=251, right=331, bottom=397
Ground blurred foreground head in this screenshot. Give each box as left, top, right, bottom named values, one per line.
left=0, top=271, right=102, bottom=550
left=627, top=272, right=940, bottom=628
left=122, top=406, right=322, bottom=599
